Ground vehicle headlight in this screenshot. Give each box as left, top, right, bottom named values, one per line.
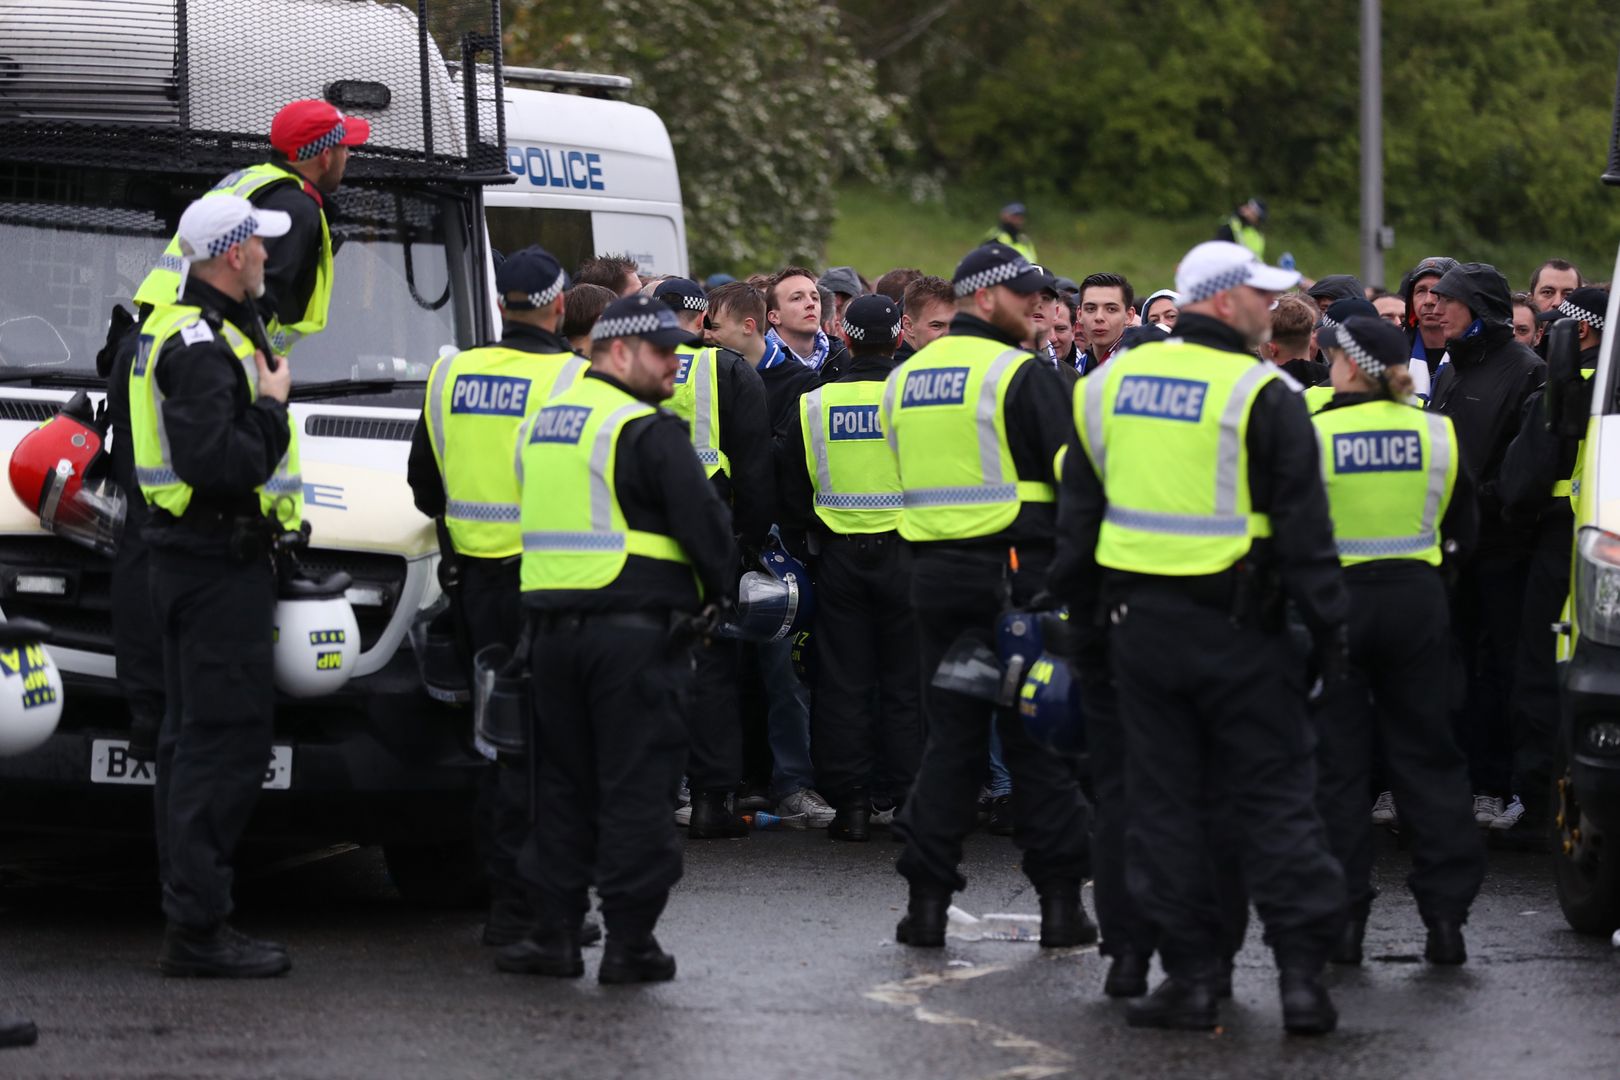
left=1575, top=528, right=1620, bottom=646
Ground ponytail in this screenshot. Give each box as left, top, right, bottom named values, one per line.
left=1384, top=365, right=1415, bottom=401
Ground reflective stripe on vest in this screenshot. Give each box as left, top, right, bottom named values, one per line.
left=132, top=163, right=333, bottom=352
left=801, top=382, right=903, bottom=534
left=1077, top=340, right=1275, bottom=575
left=1311, top=400, right=1456, bottom=567
left=425, top=344, right=586, bottom=558
left=130, top=304, right=302, bottom=529
left=882, top=338, right=1054, bottom=543
left=1552, top=369, right=1597, bottom=506
left=517, top=378, right=690, bottom=593
left=666, top=347, right=727, bottom=478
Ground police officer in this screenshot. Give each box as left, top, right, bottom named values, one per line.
left=131, top=195, right=300, bottom=977
left=1063, top=241, right=1348, bottom=1034
left=1310, top=315, right=1484, bottom=966
left=497, top=296, right=737, bottom=983
left=406, top=245, right=597, bottom=947
left=884, top=243, right=1094, bottom=948
left=108, top=100, right=368, bottom=762
left=652, top=277, right=775, bottom=838
left=778, top=295, right=920, bottom=841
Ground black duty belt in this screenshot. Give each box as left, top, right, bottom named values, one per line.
left=533, top=610, right=671, bottom=634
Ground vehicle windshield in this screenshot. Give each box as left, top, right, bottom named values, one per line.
left=0, top=163, right=475, bottom=388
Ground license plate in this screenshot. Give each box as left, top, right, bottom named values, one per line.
left=90, top=739, right=293, bottom=790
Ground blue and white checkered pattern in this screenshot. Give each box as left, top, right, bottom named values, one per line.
left=953, top=256, right=1033, bottom=297
left=841, top=316, right=903, bottom=343
left=1558, top=298, right=1606, bottom=330
left=1337, top=328, right=1385, bottom=379
left=295, top=120, right=347, bottom=161
left=591, top=311, right=668, bottom=341
left=205, top=214, right=260, bottom=259
left=1180, top=264, right=1252, bottom=304
left=526, top=272, right=567, bottom=309
left=669, top=293, right=708, bottom=312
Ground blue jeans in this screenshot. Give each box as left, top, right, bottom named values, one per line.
left=760, top=637, right=816, bottom=798
left=985, top=723, right=1013, bottom=798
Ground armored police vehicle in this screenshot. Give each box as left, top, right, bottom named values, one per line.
left=0, top=0, right=509, bottom=902
left=1548, top=58, right=1620, bottom=935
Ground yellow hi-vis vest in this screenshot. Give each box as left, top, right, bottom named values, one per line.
left=1311, top=400, right=1457, bottom=567
left=1228, top=215, right=1265, bottom=259
left=1303, top=384, right=1335, bottom=415
left=130, top=304, right=303, bottom=529
left=1552, top=369, right=1597, bottom=508
left=799, top=380, right=902, bottom=534
left=516, top=376, right=691, bottom=592
left=423, top=344, right=588, bottom=558
left=881, top=335, right=1055, bottom=543
left=666, top=346, right=728, bottom=479
left=1076, top=340, right=1276, bottom=576
left=133, top=163, right=333, bottom=353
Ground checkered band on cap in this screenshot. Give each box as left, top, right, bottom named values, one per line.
left=591, top=311, right=666, bottom=342
left=1180, top=263, right=1252, bottom=304
left=1339, top=328, right=1386, bottom=380
left=842, top=316, right=903, bottom=343
left=295, top=120, right=347, bottom=162
left=670, top=293, right=709, bottom=312
left=953, top=256, right=1032, bottom=297
left=524, top=273, right=567, bottom=309
left=1558, top=298, right=1606, bottom=330
left=196, top=214, right=259, bottom=259
left=1318, top=315, right=1340, bottom=331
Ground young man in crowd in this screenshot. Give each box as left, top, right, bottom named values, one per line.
left=1076, top=273, right=1134, bottom=375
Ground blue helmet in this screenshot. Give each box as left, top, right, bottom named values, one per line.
left=718, top=544, right=815, bottom=642
left=1018, top=614, right=1086, bottom=755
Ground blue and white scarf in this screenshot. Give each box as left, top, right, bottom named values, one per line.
left=765, top=327, right=831, bottom=371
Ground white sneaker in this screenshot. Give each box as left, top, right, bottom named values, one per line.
left=675, top=777, right=692, bottom=826
left=1371, top=791, right=1398, bottom=827
left=1490, top=795, right=1526, bottom=831
left=775, top=788, right=836, bottom=828
left=1473, top=794, right=1505, bottom=826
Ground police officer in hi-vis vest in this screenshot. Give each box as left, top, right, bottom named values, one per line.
left=108, top=100, right=368, bottom=763
left=131, top=195, right=300, bottom=978
left=1063, top=241, right=1349, bottom=1035
left=1310, top=314, right=1484, bottom=968
left=652, top=277, right=776, bottom=839
left=497, top=296, right=737, bottom=984
left=778, top=295, right=921, bottom=841
left=884, top=243, right=1095, bottom=950
left=407, top=245, right=599, bottom=949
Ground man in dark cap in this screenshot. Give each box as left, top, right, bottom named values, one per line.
left=983, top=203, right=1037, bottom=261
left=1306, top=275, right=1367, bottom=313
left=1429, top=262, right=1546, bottom=831
left=778, top=295, right=921, bottom=840
left=500, top=294, right=738, bottom=983
left=1398, top=256, right=1460, bottom=396
left=1499, top=286, right=1610, bottom=842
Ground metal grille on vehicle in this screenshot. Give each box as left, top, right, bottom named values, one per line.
left=305, top=415, right=418, bottom=442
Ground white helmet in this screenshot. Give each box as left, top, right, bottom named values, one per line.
left=0, top=620, right=63, bottom=757
left=273, top=577, right=360, bottom=698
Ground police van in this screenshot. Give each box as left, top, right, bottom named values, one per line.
left=0, top=0, right=608, bottom=902
left=1549, top=72, right=1620, bottom=935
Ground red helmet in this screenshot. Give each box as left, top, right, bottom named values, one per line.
left=8, top=394, right=124, bottom=556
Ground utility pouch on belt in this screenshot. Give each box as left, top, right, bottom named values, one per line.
left=473, top=621, right=532, bottom=761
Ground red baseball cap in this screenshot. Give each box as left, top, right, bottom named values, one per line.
left=269, top=100, right=371, bottom=162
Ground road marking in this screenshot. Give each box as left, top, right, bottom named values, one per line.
left=864, top=950, right=1095, bottom=1079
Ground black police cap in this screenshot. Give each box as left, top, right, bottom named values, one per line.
left=652, top=277, right=709, bottom=314
left=1319, top=315, right=1410, bottom=375
left=840, top=294, right=902, bottom=347
left=952, top=243, right=1053, bottom=298
left=591, top=294, right=703, bottom=348
left=495, top=245, right=567, bottom=309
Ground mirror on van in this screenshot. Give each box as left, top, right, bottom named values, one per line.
left=1543, top=317, right=1588, bottom=440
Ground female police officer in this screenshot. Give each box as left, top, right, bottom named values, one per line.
left=1310, top=314, right=1486, bottom=967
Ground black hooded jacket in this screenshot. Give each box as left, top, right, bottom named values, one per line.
left=1498, top=345, right=1601, bottom=520
left=1428, top=264, right=1545, bottom=554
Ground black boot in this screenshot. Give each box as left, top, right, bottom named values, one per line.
left=829, top=789, right=872, bottom=842
left=126, top=717, right=159, bottom=764
left=1279, top=968, right=1338, bottom=1035
left=895, top=884, right=951, bottom=947
left=1216, top=955, right=1234, bottom=999
left=687, top=788, right=748, bottom=840
left=1103, top=949, right=1150, bottom=998
left=1037, top=881, right=1098, bottom=948
left=495, top=923, right=584, bottom=978
left=598, top=935, right=677, bottom=984
left=481, top=890, right=538, bottom=947
left=1331, top=915, right=1366, bottom=966
left=985, top=795, right=1014, bottom=836
left=1425, top=918, right=1467, bottom=965
left=1126, top=973, right=1220, bottom=1031
left=0, top=1015, right=37, bottom=1049
left=159, top=922, right=291, bottom=978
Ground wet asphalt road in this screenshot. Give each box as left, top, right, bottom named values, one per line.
left=1, top=828, right=1618, bottom=1080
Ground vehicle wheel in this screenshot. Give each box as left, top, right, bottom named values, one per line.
left=383, top=839, right=488, bottom=908
left=1553, top=745, right=1620, bottom=936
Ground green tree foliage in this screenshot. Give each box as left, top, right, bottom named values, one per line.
left=841, top=0, right=1620, bottom=273
left=502, top=0, right=900, bottom=272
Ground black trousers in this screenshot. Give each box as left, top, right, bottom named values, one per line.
left=686, top=637, right=743, bottom=791
left=1080, top=646, right=1249, bottom=961
left=457, top=556, right=528, bottom=901
left=1314, top=566, right=1484, bottom=924
left=150, top=550, right=277, bottom=930
left=519, top=615, right=691, bottom=939
left=111, top=497, right=165, bottom=739
left=809, top=533, right=922, bottom=806
left=1454, top=553, right=1529, bottom=798
left=895, top=548, right=1091, bottom=894
left=1111, top=587, right=1344, bottom=974
left=1510, top=521, right=1571, bottom=810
